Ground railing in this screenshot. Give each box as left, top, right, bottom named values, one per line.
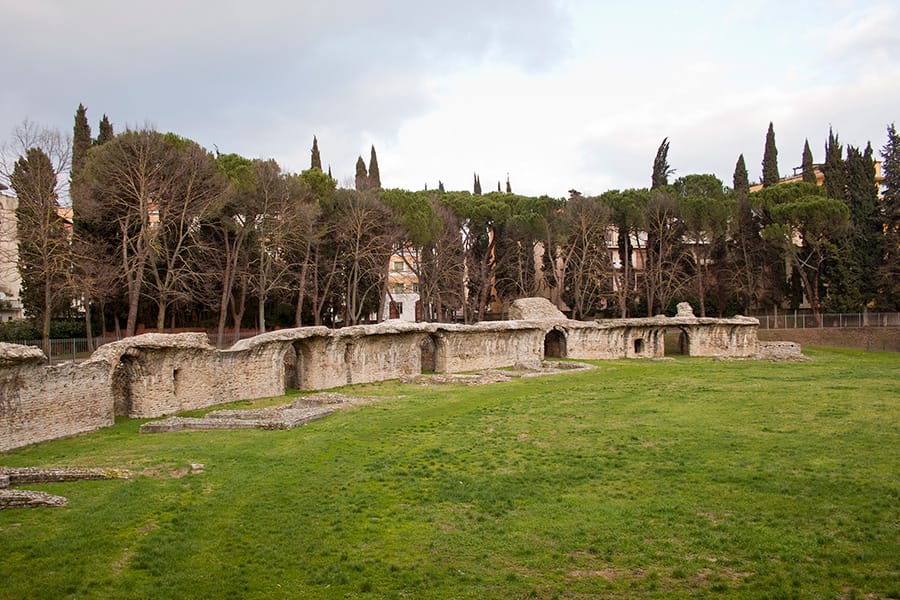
left=4, top=329, right=266, bottom=364
left=6, top=336, right=112, bottom=365
left=755, top=312, right=900, bottom=330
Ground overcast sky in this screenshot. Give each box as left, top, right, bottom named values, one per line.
left=2, top=0, right=898, bottom=197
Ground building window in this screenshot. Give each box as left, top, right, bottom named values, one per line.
left=392, top=260, right=405, bottom=272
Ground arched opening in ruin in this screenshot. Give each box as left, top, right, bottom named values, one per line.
left=282, top=345, right=298, bottom=390
left=344, top=342, right=355, bottom=384
left=284, top=342, right=309, bottom=391
left=420, top=334, right=440, bottom=373
left=543, top=329, right=567, bottom=359
left=633, top=338, right=645, bottom=355
left=663, top=328, right=691, bottom=355
left=111, top=355, right=137, bottom=417
left=172, top=368, right=182, bottom=396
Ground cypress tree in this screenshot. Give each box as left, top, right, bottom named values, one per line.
left=651, top=137, right=672, bottom=189
left=506, top=175, right=511, bottom=194
left=761, top=122, right=779, bottom=187
left=733, top=154, right=749, bottom=196
left=328, top=165, right=333, bottom=179
left=438, top=180, right=445, bottom=193
left=72, top=103, right=92, bottom=179
left=823, top=143, right=882, bottom=311
left=822, top=128, right=846, bottom=199
left=497, top=181, right=501, bottom=193
left=879, top=123, right=900, bottom=309
left=95, top=114, right=114, bottom=145
left=311, top=136, right=322, bottom=170
left=368, top=145, right=381, bottom=189
left=355, top=156, right=368, bottom=191
left=473, top=173, right=482, bottom=195
left=801, top=139, right=816, bottom=184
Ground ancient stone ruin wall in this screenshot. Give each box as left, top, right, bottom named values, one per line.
left=95, top=333, right=285, bottom=418
left=0, top=343, right=113, bottom=453
left=432, top=324, right=546, bottom=372
left=0, top=299, right=763, bottom=452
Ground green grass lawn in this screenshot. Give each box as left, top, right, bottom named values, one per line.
left=1, top=347, right=898, bottom=599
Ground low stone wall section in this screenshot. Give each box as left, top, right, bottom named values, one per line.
left=0, top=343, right=114, bottom=453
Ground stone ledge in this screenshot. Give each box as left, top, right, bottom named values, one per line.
left=0, top=489, right=67, bottom=509
left=0, top=466, right=130, bottom=485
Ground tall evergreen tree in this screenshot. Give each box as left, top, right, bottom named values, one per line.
left=473, top=173, right=482, bottom=195
left=355, top=156, right=368, bottom=191
left=438, top=180, right=445, bottom=193
left=651, top=137, right=672, bottom=189
left=823, top=143, right=882, bottom=311
left=311, top=136, right=322, bottom=170
left=368, top=145, right=381, bottom=189
left=762, top=122, right=780, bottom=187
left=733, top=154, right=749, bottom=196
left=11, top=147, right=70, bottom=352
left=801, top=139, right=816, bottom=184
left=95, top=115, right=114, bottom=145
left=72, top=103, right=92, bottom=179
left=879, top=123, right=900, bottom=309
left=822, top=128, right=845, bottom=200
left=506, top=175, right=511, bottom=194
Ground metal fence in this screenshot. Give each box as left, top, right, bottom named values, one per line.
left=7, top=336, right=110, bottom=365
left=754, top=312, right=900, bottom=330
left=6, top=329, right=264, bottom=364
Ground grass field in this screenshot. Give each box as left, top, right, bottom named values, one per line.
left=1, top=347, right=898, bottom=599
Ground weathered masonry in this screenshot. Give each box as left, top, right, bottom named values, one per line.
left=1, top=299, right=770, bottom=452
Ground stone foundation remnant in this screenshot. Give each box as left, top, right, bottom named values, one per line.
left=1, top=298, right=775, bottom=452
left=0, top=466, right=129, bottom=509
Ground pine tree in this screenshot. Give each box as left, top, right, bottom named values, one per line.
left=651, top=138, right=672, bottom=189
left=95, top=115, right=114, bottom=145
left=311, top=136, right=322, bottom=170
left=355, top=156, right=368, bottom=191
left=368, top=145, right=381, bottom=189
left=822, top=128, right=846, bottom=199
left=72, top=103, right=92, bottom=179
left=762, top=122, right=779, bottom=187
left=879, top=123, right=900, bottom=309
left=801, top=139, right=816, bottom=184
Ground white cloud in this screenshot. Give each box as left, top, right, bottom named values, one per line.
left=0, top=0, right=896, bottom=198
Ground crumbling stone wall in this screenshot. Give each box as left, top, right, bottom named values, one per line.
left=0, top=299, right=765, bottom=452
left=0, top=343, right=113, bottom=453
left=432, top=324, right=546, bottom=373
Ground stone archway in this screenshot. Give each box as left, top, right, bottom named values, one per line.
left=544, top=329, right=567, bottom=358
left=420, top=334, right=439, bottom=373
left=282, top=344, right=298, bottom=390
left=663, top=327, right=691, bottom=355
left=111, top=354, right=137, bottom=417
left=283, top=341, right=310, bottom=391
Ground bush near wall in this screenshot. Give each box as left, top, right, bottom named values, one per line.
left=0, top=319, right=87, bottom=342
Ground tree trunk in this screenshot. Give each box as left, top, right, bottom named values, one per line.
left=84, top=296, right=94, bottom=353
left=42, top=283, right=51, bottom=358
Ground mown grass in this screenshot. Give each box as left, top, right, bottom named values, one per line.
left=1, top=347, right=898, bottom=599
